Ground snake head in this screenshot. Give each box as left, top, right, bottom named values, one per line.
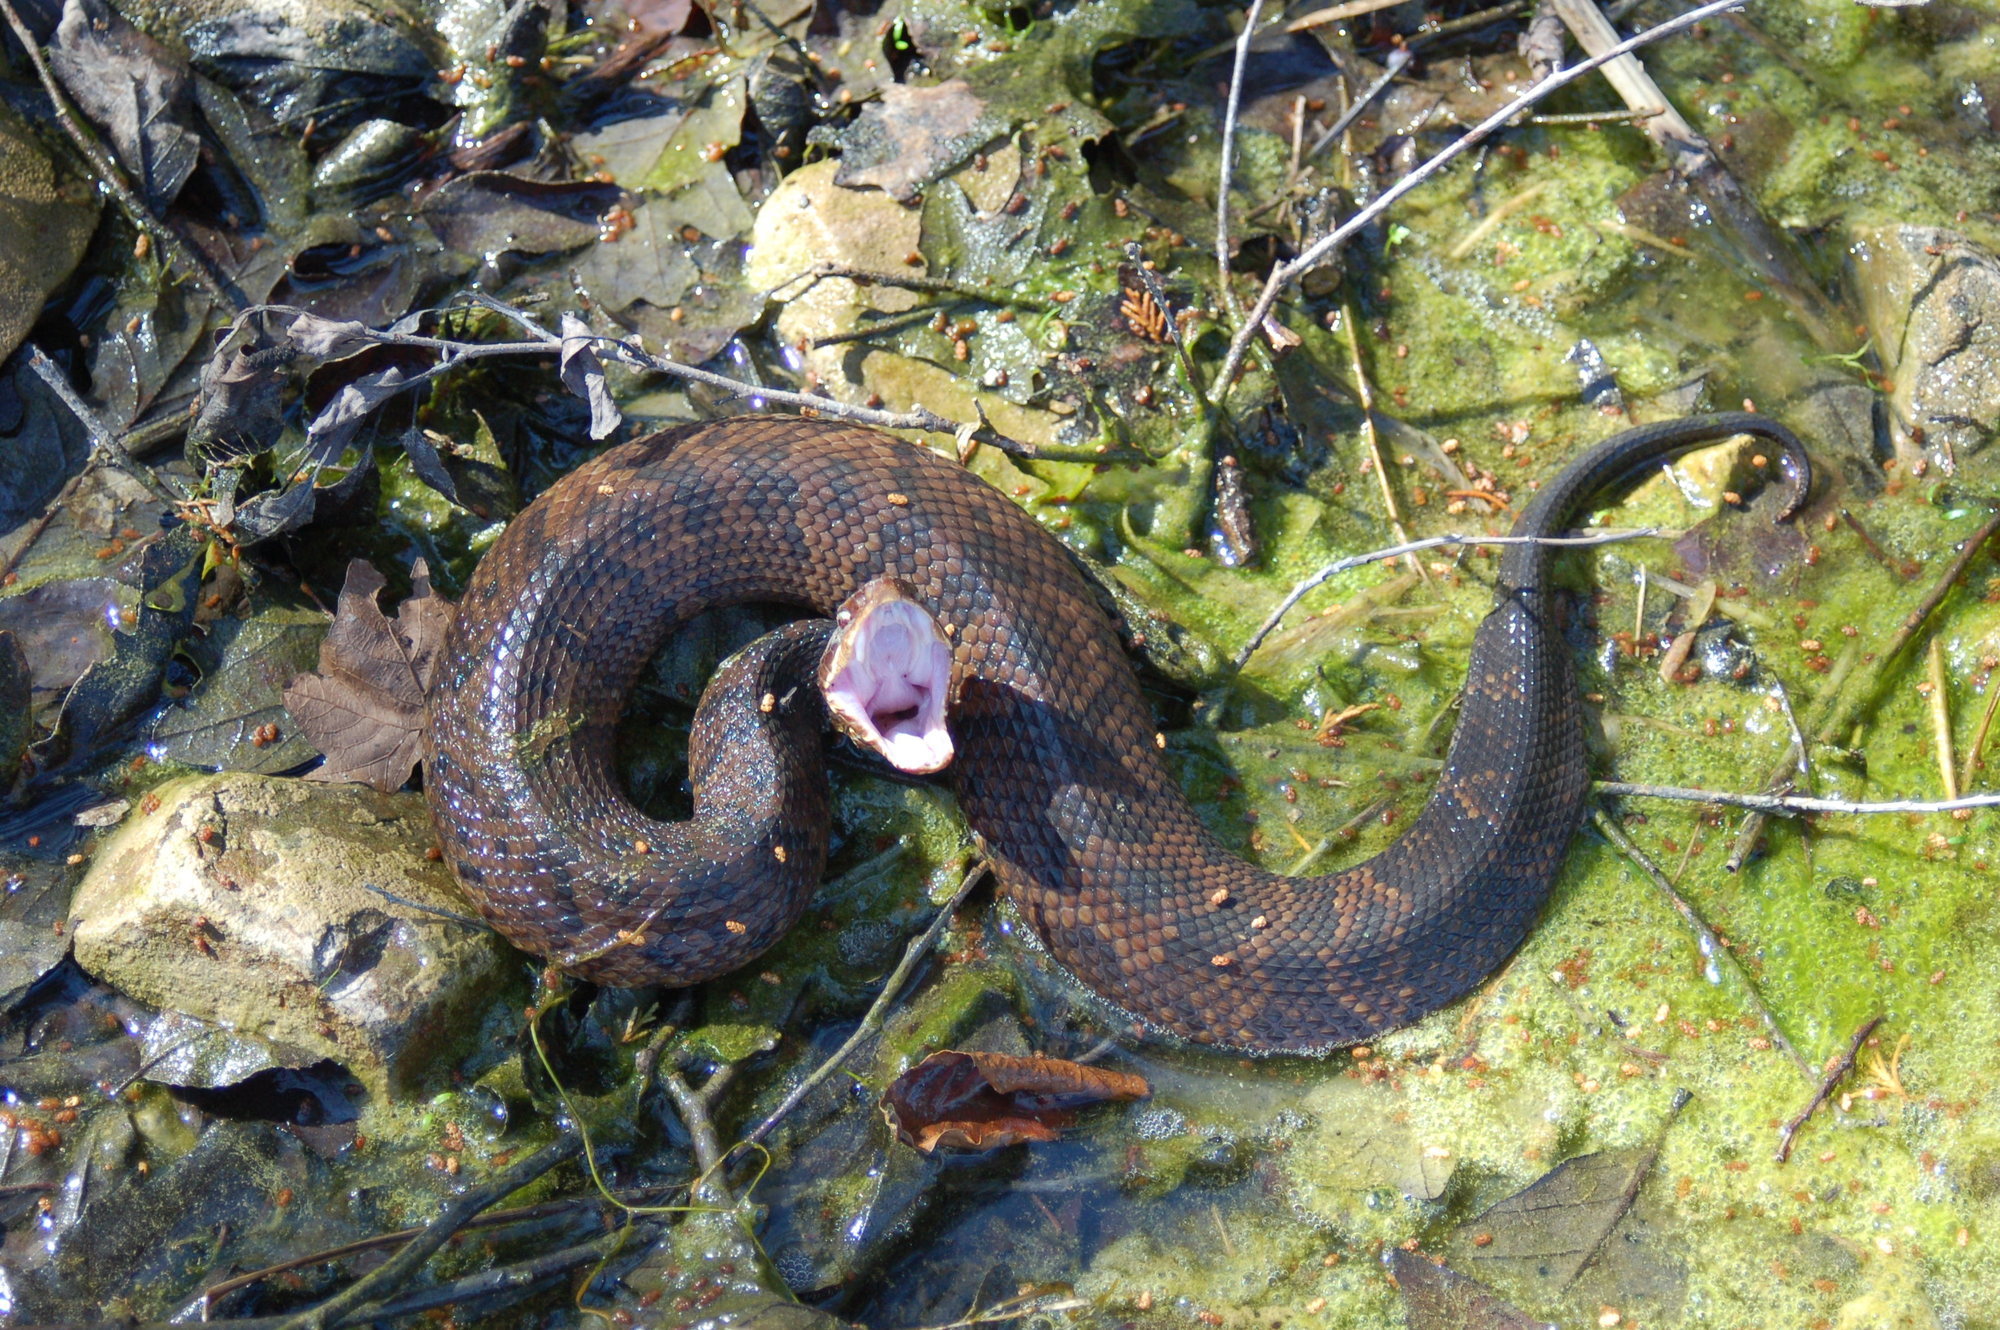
left=820, top=577, right=955, bottom=774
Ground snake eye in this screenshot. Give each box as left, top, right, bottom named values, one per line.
left=819, top=577, right=955, bottom=774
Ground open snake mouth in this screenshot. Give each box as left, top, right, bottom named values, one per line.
left=818, top=577, right=955, bottom=774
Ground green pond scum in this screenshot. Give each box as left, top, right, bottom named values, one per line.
left=6, top=0, right=2000, bottom=1324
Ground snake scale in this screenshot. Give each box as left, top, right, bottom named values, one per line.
left=424, top=412, right=1810, bottom=1053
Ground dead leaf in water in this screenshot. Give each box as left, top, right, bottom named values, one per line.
left=283, top=560, right=453, bottom=791
left=1390, top=1250, right=1555, bottom=1330
left=881, top=1050, right=1148, bottom=1153
left=835, top=80, right=994, bottom=203
left=47, top=0, right=199, bottom=208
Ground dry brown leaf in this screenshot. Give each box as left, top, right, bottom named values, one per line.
left=283, top=560, right=454, bottom=791
left=881, top=1050, right=1148, bottom=1154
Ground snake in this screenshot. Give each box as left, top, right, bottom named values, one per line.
left=423, top=412, right=1810, bottom=1054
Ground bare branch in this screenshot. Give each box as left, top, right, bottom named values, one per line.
left=244, top=299, right=1128, bottom=465
left=1591, top=807, right=1812, bottom=1081
left=23, top=346, right=182, bottom=509
left=1775, top=1013, right=1883, bottom=1164
left=1214, top=0, right=1267, bottom=325
left=1598, top=782, right=2000, bottom=818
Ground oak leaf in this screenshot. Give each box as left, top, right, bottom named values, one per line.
left=283, top=560, right=454, bottom=791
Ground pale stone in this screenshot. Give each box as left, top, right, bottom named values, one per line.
left=69, top=772, right=519, bottom=1098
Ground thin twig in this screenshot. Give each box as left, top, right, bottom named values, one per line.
left=124, top=1229, right=646, bottom=1330
left=1926, top=638, right=1957, bottom=801
left=1234, top=526, right=1663, bottom=670
left=1214, top=0, right=1266, bottom=326
left=1210, top=0, right=1749, bottom=399
left=1591, top=807, right=1812, bottom=1081
left=811, top=304, right=963, bottom=348
left=1300, top=49, right=1410, bottom=165
left=1597, top=781, right=2000, bottom=818
left=790, top=263, right=1051, bottom=311
left=657, top=1064, right=727, bottom=1188
left=0, top=0, right=239, bottom=311
left=272, top=1134, right=583, bottom=1330
left=197, top=1183, right=680, bottom=1313
left=731, top=861, right=989, bottom=1156
left=1959, top=658, right=2000, bottom=792
left=1286, top=0, right=1412, bottom=29
left=454, top=296, right=1124, bottom=464
left=24, top=346, right=181, bottom=509
left=361, top=882, right=487, bottom=928
left=1775, top=1014, right=1883, bottom=1164
left=1338, top=302, right=1424, bottom=587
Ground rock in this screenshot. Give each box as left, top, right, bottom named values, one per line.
left=0, top=102, right=100, bottom=365
left=1850, top=225, right=2000, bottom=473
left=68, top=772, right=520, bottom=1098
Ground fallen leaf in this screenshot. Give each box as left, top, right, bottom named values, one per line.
left=881, top=1050, right=1148, bottom=1153
left=150, top=596, right=328, bottom=773
left=303, top=366, right=408, bottom=463
left=284, top=312, right=377, bottom=359
left=283, top=559, right=454, bottom=791
left=47, top=0, right=199, bottom=208
left=1390, top=1250, right=1556, bottom=1330
left=1448, top=1089, right=1688, bottom=1293
left=185, top=310, right=296, bottom=470
left=52, top=525, right=204, bottom=762
left=418, top=173, right=627, bottom=259
left=835, top=80, right=995, bottom=203
left=184, top=9, right=439, bottom=141
left=558, top=313, right=621, bottom=440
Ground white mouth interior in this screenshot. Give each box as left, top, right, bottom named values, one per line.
left=821, top=596, right=955, bottom=774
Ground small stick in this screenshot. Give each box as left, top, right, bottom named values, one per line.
left=731, top=861, right=988, bottom=1155
left=1597, top=781, right=2000, bottom=818
left=1591, top=807, right=1812, bottom=1081
left=1214, top=0, right=1267, bottom=326
left=24, top=346, right=181, bottom=509
left=1926, top=638, right=1958, bottom=801
left=1959, top=659, right=2000, bottom=793
left=1337, top=297, right=1425, bottom=587
left=271, top=1134, right=583, bottom=1330
left=1525, top=106, right=1666, bottom=125
left=0, top=0, right=239, bottom=311
left=656, top=1063, right=727, bottom=1187
left=789, top=263, right=1050, bottom=311
left=1287, top=0, right=1417, bottom=30
left=1775, top=1014, right=1884, bottom=1163
left=198, top=1183, right=680, bottom=1312
left=1299, top=49, right=1410, bottom=166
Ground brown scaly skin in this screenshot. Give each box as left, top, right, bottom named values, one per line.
left=425, top=413, right=1810, bottom=1054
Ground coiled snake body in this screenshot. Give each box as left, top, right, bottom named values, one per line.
left=425, top=413, right=1809, bottom=1053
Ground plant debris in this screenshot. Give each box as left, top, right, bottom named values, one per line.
left=880, top=1050, right=1148, bottom=1153
left=282, top=559, right=453, bottom=791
